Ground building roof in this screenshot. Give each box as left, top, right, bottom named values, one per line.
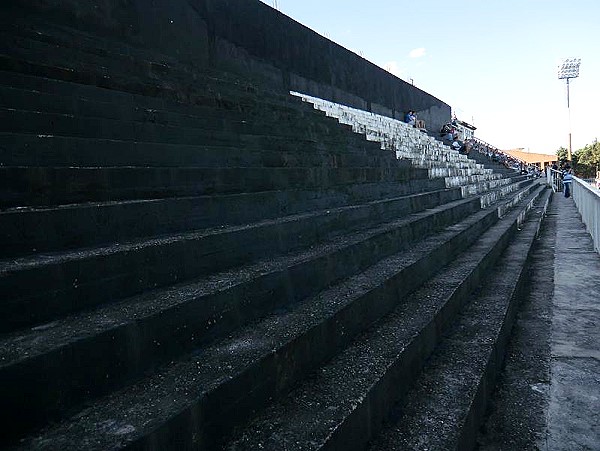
left=456, top=119, right=476, bottom=130
left=504, top=148, right=557, bottom=165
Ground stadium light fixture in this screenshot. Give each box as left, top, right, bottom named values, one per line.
left=557, top=58, right=581, bottom=162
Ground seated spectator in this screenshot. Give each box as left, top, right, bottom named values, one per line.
left=440, top=123, right=452, bottom=137
left=451, top=138, right=462, bottom=151
left=460, top=139, right=473, bottom=154
left=404, top=110, right=416, bottom=127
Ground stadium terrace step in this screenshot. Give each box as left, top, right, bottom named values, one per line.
left=0, top=107, right=371, bottom=147
left=0, top=192, right=479, bottom=332
left=0, top=132, right=397, bottom=170
left=0, top=85, right=344, bottom=136
left=225, top=186, right=549, bottom=451
left=0, top=8, right=555, bottom=450
left=1, top=192, right=482, bottom=441
left=0, top=41, right=304, bottom=113
left=0, top=165, right=426, bottom=209
left=0, top=51, right=300, bottom=114
left=367, top=188, right=551, bottom=451
left=0, top=69, right=320, bottom=122
left=7, top=185, right=549, bottom=450
left=0, top=71, right=366, bottom=139
left=293, top=92, right=524, bottom=197
left=0, top=181, right=457, bottom=259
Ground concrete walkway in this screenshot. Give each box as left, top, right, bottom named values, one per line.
left=546, top=193, right=600, bottom=450
left=477, top=191, right=599, bottom=450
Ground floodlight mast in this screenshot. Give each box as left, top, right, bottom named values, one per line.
left=558, top=58, right=581, bottom=163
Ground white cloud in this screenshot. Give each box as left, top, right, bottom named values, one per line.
left=409, top=47, right=426, bottom=58
left=382, top=61, right=404, bottom=78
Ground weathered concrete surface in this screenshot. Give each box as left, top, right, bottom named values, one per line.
left=478, top=193, right=600, bottom=450
left=477, top=196, right=556, bottom=450
left=547, top=194, right=600, bottom=451
left=1, top=0, right=451, bottom=130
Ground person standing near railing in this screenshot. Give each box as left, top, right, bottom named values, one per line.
left=563, top=167, right=574, bottom=198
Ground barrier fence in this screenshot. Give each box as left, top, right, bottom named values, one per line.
left=548, top=168, right=600, bottom=253
left=573, top=177, right=600, bottom=254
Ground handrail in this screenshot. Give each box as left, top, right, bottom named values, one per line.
left=547, top=167, right=564, bottom=193
left=573, top=176, right=600, bottom=254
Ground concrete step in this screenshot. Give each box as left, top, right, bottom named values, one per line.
left=0, top=181, right=459, bottom=259
left=0, top=69, right=308, bottom=122
left=0, top=51, right=298, bottom=114
left=0, top=193, right=479, bottom=333
left=479, top=176, right=533, bottom=208
left=0, top=68, right=351, bottom=132
left=0, top=132, right=394, bottom=169
left=8, top=185, right=546, bottom=450
left=399, top=155, right=478, bottom=168
left=466, top=148, right=521, bottom=175
left=0, top=165, right=425, bottom=209
left=225, top=187, right=549, bottom=451
left=429, top=167, right=491, bottom=178
left=367, top=188, right=551, bottom=451
left=0, top=193, right=481, bottom=442
left=0, top=107, right=370, bottom=148
left=0, top=85, right=348, bottom=137
left=0, top=44, right=299, bottom=114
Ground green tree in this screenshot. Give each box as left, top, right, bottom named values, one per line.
left=574, top=139, right=600, bottom=178
left=556, top=146, right=568, bottom=163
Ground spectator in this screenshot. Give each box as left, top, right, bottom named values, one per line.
left=440, top=123, right=451, bottom=134
left=404, top=110, right=416, bottom=127
left=563, top=166, right=573, bottom=198
left=451, top=138, right=462, bottom=151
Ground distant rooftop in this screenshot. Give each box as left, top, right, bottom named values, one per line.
left=504, top=149, right=557, bottom=165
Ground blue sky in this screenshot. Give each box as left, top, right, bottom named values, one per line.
left=260, top=0, right=599, bottom=155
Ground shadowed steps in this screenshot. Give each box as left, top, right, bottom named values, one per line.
left=0, top=9, right=549, bottom=451
left=8, top=185, right=546, bottom=450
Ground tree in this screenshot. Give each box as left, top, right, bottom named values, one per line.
left=556, top=146, right=578, bottom=167
left=574, top=139, right=600, bottom=178
left=556, top=146, right=569, bottom=164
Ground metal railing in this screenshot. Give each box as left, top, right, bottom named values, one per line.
left=547, top=167, right=564, bottom=193
left=547, top=168, right=600, bottom=253
left=572, top=176, right=600, bottom=254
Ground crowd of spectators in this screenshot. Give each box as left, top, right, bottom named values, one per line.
left=438, top=121, right=538, bottom=174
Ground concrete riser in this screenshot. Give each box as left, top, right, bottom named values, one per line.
left=454, top=200, right=549, bottom=451
left=219, top=187, right=549, bottom=451
left=114, top=202, right=502, bottom=450
left=0, top=196, right=480, bottom=440
left=0, top=48, right=313, bottom=118
left=324, top=208, right=525, bottom=451
left=0, top=108, right=363, bottom=147
left=0, top=33, right=311, bottom=107
left=0, top=165, right=426, bottom=208
left=0, top=132, right=397, bottom=169
left=0, top=185, right=460, bottom=259
left=0, top=67, right=309, bottom=119
left=0, top=13, right=552, bottom=450
left=1, top=195, right=479, bottom=332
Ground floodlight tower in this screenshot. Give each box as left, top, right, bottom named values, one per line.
left=557, top=58, right=581, bottom=163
